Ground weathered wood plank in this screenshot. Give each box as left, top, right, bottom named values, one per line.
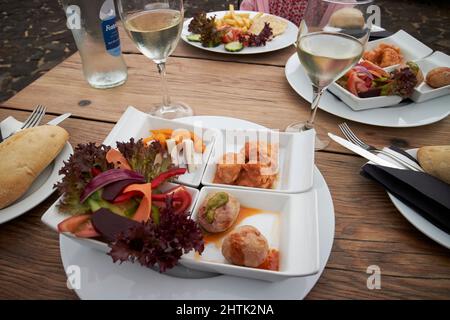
left=3, top=53, right=449, bottom=156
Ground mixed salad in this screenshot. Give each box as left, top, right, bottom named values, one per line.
left=337, top=60, right=423, bottom=99
left=55, top=139, right=204, bottom=272
left=186, top=6, right=277, bottom=52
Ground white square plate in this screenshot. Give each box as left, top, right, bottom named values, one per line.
left=412, top=51, right=450, bottom=103
left=202, top=129, right=315, bottom=193
left=180, top=186, right=320, bottom=282
left=103, top=106, right=217, bottom=187
left=365, top=29, right=433, bottom=68
left=41, top=182, right=200, bottom=252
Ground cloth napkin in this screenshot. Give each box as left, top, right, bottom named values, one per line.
left=361, top=163, right=450, bottom=234
left=0, top=116, right=23, bottom=142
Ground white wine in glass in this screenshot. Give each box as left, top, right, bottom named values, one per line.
left=286, top=0, right=373, bottom=150
left=119, top=0, right=192, bottom=119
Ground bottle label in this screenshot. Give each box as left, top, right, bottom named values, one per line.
left=100, top=0, right=121, bottom=56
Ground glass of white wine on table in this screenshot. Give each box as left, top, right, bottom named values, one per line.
left=286, top=0, right=373, bottom=150
left=118, top=0, right=193, bottom=119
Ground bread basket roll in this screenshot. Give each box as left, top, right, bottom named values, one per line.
left=417, top=145, right=450, bottom=185
left=0, top=125, right=69, bottom=209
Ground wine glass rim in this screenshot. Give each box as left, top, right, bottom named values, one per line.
left=322, top=0, right=373, bottom=4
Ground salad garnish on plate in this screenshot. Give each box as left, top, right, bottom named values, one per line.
left=55, top=138, right=204, bottom=272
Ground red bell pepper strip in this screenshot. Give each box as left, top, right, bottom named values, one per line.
left=151, top=168, right=187, bottom=188
left=91, top=167, right=102, bottom=177
left=112, top=190, right=142, bottom=204
left=123, top=183, right=152, bottom=222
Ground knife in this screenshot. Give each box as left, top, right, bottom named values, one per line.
left=47, top=113, right=71, bottom=126
left=328, top=133, right=403, bottom=169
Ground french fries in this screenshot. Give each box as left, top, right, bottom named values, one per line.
left=215, top=4, right=262, bottom=32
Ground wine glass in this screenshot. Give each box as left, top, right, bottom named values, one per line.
left=118, top=0, right=193, bottom=119
left=286, top=0, right=373, bottom=150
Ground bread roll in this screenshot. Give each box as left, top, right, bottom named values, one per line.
left=329, top=7, right=364, bottom=29
left=0, top=125, right=69, bottom=209
left=425, top=67, right=450, bottom=88
left=417, top=145, right=450, bottom=185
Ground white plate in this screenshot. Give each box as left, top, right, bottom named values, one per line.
left=385, top=149, right=450, bottom=249
left=412, top=51, right=450, bottom=103
left=285, top=53, right=450, bottom=127
left=202, top=129, right=315, bottom=193
left=103, top=106, right=217, bottom=187
left=181, top=10, right=298, bottom=55
left=365, top=30, right=433, bottom=68
left=58, top=115, right=335, bottom=300
left=0, top=117, right=73, bottom=224
left=181, top=186, right=319, bottom=281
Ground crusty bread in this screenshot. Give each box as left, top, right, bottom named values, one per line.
left=417, top=145, right=450, bottom=185
left=329, top=7, right=365, bottom=29
left=0, top=125, right=69, bottom=209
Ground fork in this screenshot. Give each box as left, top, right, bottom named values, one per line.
left=338, top=122, right=425, bottom=172
left=2, top=105, right=47, bottom=141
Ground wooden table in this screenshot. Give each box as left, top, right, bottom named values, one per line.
left=1, top=30, right=449, bottom=300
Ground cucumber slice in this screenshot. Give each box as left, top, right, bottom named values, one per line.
left=225, top=41, right=244, bottom=52
left=187, top=34, right=201, bottom=42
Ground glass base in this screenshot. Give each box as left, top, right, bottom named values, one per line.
left=285, top=121, right=330, bottom=151
left=149, top=102, right=193, bottom=119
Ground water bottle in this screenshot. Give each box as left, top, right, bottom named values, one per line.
left=61, top=0, right=127, bottom=88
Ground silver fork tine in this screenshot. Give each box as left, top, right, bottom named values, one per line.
left=24, top=105, right=46, bottom=129
left=338, top=123, right=358, bottom=145
left=29, top=105, right=46, bottom=128
left=20, top=105, right=41, bottom=129
left=342, top=123, right=366, bottom=147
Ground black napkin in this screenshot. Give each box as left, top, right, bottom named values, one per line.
left=361, top=164, right=450, bottom=234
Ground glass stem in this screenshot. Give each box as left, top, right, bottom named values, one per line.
left=157, top=62, right=171, bottom=107
left=305, top=85, right=324, bottom=129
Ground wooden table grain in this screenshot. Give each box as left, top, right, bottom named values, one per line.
left=1, top=39, right=449, bottom=300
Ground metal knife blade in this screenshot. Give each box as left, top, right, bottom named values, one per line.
left=328, top=133, right=403, bottom=169
left=47, top=113, right=71, bottom=126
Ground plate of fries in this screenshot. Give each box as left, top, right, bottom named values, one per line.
left=182, top=5, right=298, bottom=55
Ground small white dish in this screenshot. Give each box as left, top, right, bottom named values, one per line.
left=0, top=116, right=73, bottom=224
left=181, top=10, right=298, bottom=55
left=328, top=82, right=402, bottom=111
left=41, top=182, right=200, bottom=252
left=285, top=53, right=450, bottom=127
left=180, top=186, right=320, bottom=282
left=202, top=129, right=315, bottom=193
left=411, top=51, right=450, bottom=103
left=103, top=106, right=217, bottom=188
left=365, top=29, right=433, bottom=68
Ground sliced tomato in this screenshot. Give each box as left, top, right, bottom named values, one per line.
left=222, top=28, right=241, bottom=44
left=347, top=72, right=369, bottom=96
left=57, top=214, right=100, bottom=238
left=123, top=183, right=152, bottom=222
left=165, top=186, right=192, bottom=214
left=106, top=149, right=131, bottom=170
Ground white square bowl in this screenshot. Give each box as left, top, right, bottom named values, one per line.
left=41, top=182, right=200, bottom=253
left=328, top=81, right=402, bottom=111
left=411, top=51, right=450, bottom=103
left=179, top=186, right=320, bottom=282
left=103, top=106, right=217, bottom=188
left=365, top=29, right=433, bottom=68
left=201, top=129, right=315, bottom=193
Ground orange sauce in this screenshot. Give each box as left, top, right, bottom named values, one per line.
left=257, top=249, right=279, bottom=271
left=203, top=206, right=265, bottom=248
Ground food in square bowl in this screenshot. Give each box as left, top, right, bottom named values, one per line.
left=328, top=60, right=423, bottom=111
left=180, top=187, right=320, bottom=282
